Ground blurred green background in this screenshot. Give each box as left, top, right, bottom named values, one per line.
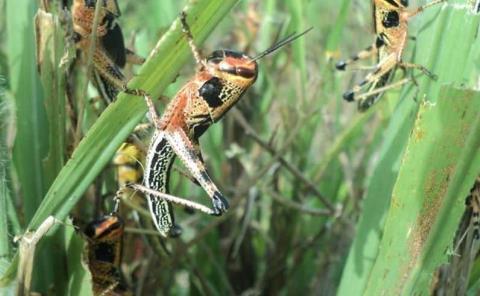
left=0, top=0, right=480, bottom=295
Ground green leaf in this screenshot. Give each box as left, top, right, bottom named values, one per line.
left=64, top=221, right=92, bottom=296
left=0, top=92, right=12, bottom=259
left=35, top=9, right=67, bottom=185
left=6, top=0, right=47, bottom=222
left=364, top=87, right=480, bottom=294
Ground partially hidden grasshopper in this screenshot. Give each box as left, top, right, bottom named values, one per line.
left=129, top=13, right=312, bottom=237
left=83, top=212, right=132, bottom=296
left=336, top=0, right=445, bottom=111
left=72, top=0, right=145, bottom=102
left=465, top=177, right=480, bottom=260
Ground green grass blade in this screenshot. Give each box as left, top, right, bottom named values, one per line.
left=0, top=103, right=10, bottom=258
left=337, top=93, right=418, bottom=295
left=0, top=0, right=239, bottom=286
left=6, top=2, right=55, bottom=291
left=6, top=0, right=47, bottom=221
left=35, top=9, right=67, bottom=185
left=32, top=8, right=74, bottom=293
left=0, top=152, right=10, bottom=259
left=286, top=0, right=308, bottom=95
left=364, top=87, right=480, bottom=294
left=64, top=221, right=92, bottom=296
left=323, top=0, right=352, bottom=57
left=0, top=258, right=15, bottom=295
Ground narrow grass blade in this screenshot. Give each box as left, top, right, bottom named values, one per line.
left=0, top=106, right=10, bottom=258
left=324, top=0, right=352, bottom=59
left=64, top=222, right=92, bottom=296
left=337, top=92, right=419, bottom=295
left=6, top=0, right=47, bottom=221
left=35, top=9, right=67, bottom=185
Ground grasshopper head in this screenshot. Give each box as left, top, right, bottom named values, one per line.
left=206, top=50, right=258, bottom=88
left=82, top=0, right=120, bottom=16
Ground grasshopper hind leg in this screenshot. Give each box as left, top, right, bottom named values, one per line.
left=336, top=41, right=379, bottom=71
left=400, top=62, right=437, bottom=80
left=143, top=131, right=181, bottom=237
left=350, top=61, right=437, bottom=111
left=356, top=71, right=393, bottom=111
left=164, top=129, right=229, bottom=215
left=342, top=53, right=397, bottom=104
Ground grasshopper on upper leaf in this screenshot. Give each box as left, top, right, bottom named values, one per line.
left=336, top=0, right=445, bottom=111
left=71, top=0, right=145, bottom=102
left=129, top=12, right=312, bottom=237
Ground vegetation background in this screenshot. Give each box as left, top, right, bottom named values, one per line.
left=0, top=0, right=479, bottom=295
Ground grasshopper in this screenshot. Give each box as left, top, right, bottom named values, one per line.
left=72, top=0, right=145, bottom=102
left=83, top=212, right=132, bottom=296
left=129, top=13, right=311, bottom=237
left=336, top=0, right=444, bottom=110
left=466, top=177, right=480, bottom=259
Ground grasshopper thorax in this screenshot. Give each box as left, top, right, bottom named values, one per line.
left=205, top=49, right=258, bottom=87
left=84, top=215, right=124, bottom=241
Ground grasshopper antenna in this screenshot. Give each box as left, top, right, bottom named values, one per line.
left=252, top=27, right=313, bottom=62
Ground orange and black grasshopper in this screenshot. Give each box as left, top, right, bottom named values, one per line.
left=336, top=0, right=444, bottom=110
left=83, top=212, right=132, bottom=296
left=466, top=177, right=480, bottom=256
left=129, top=13, right=312, bottom=237
left=72, top=0, right=145, bottom=102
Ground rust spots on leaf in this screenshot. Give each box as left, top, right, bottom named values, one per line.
left=415, top=166, right=453, bottom=247
left=391, top=194, right=401, bottom=210
left=413, top=127, right=426, bottom=143
left=396, top=165, right=454, bottom=291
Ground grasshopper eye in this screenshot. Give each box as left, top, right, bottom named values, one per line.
left=84, top=0, right=96, bottom=7
left=236, top=67, right=256, bottom=79
left=382, top=11, right=400, bottom=28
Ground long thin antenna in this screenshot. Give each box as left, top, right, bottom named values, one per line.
left=252, top=27, right=313, bottom=62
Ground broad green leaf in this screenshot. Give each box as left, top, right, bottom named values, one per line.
left=365, top=87, right=480, bottom=294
